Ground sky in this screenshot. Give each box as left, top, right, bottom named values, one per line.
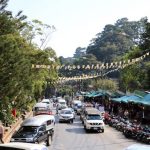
left=7, top=0, right=150, bottom=58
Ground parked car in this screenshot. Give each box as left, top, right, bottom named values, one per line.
left=10, top=115, right=55, bottom=146
left=0, top=142, right=48, bottom=150
left=58, top=108, right=74, bottom=123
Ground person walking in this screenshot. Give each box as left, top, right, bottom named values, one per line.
left=0, top=121, right=4, bottom=143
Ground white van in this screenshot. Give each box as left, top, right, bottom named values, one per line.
left=57, top=99, right=67, bottom=110
left=41, top=99, right=51, bottom=108
left=33, top=102, right=52, bottom=116
left=11, top=115, right=55, bottom=146
left=72, top=100, right=82, bottom=111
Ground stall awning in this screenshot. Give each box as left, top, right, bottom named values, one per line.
left=112, top=96, right=129, bottom=103
left=141, top=94, right=150, bottom=106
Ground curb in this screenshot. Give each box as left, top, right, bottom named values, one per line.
left=3, top=111, right=33, bottom=143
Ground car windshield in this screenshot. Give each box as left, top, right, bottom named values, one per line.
left=77, top=105, right=82, bottom=108
left=61, top=110, right=72, bottom=114
left=19, top=126, right=38, bottom=133
left=35, top=107, right=48, bottom=111
left=87, top=115, right=102, bottom=120
left=60, top=102, right=66, bottom=105
left=42, top=101, right=50, bottom=104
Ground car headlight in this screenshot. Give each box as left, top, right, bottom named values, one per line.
left=10, top=138, right=15, bottom=142
left=26, top=138, right=33, bottom=142
left=59, top=115, right=65, bottom=119
left=86, top=122, right=91, bottom=125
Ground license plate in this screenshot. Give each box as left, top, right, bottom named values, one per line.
left=93, top=127, right=98, bottom=130
left=147, top=137, right=150, bottom=139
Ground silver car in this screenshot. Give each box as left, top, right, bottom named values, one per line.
left=58, top=108, right=74, bottom=123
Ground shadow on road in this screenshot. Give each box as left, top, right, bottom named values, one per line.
left=65, top=127, right=86, bottom=134
left=71, top=121, right=82, bottom=126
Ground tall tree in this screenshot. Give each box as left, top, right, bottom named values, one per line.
left=87, top=17, right=146, bottom=62
left=21, top=19, right=56, bottom=48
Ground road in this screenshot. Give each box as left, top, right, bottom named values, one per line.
left=49, top=113, right=138, bottom=150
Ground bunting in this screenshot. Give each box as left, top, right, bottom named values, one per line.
left=32, top=51, right=149, bottom=74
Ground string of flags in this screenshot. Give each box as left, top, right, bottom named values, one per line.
left=31, top=51, right=149, bottom=82
left=32, top=52, right=149, bottom=71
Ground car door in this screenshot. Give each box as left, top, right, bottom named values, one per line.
left=37, top=125, right=47, bottom=143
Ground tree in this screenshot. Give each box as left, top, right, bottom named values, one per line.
left=21, top=19, right=56, bottom=48
left=120, top=46, right=150, bottom=91
left=0, top=1, right=59, bottom=123
left=87, top=17, right=146, bottom=62
left=74, top=47, right=86, bottom=58
left=91, top=79, right=118, bottom=91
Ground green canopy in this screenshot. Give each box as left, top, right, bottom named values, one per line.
left=93, top=92, right=103, bottom=97
left=141, top=94, right=150, bottom=106
left=112, top=96, right=129, bottom=103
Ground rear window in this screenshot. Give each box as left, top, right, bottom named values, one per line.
left=60, top=102, right=66, bottom=105
left=35, top=107, right=48, bottom=111
left=42, top=101, right=50, bottom=104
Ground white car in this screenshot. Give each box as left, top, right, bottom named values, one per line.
left=58, top=108, right=74, bottom=123
left=0, top=142, right=48, bottom=150
left=124, top=144, right=150, bottom=150
left=57, top=99, right=67, bottom=110
left=11, top=115, right=55, bottom=146
left=83, top=108, right=105, bottom=133
left=41, top=99, right=51, bottom=108
left=65, top=107, right=76, bottom=119
left=33, top=102, right=52, bottom=116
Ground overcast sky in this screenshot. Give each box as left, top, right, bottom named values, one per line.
left=7, top=0, right=150, bottom=57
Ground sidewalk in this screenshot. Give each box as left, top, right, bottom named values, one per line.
left=3, top=111, right=33, bottom=143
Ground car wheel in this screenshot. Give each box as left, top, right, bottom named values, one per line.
left=47, top=135, right=52, bottom=146
left=101, top=129, right=104, bottom=133
left=85, top=128, right=89, bottom=133
left=70, top=119, right=73, bottom=124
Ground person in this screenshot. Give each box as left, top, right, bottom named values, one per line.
left=0, top=121, right=4, bottom=143
left=124, top=109, right=129, bottom=119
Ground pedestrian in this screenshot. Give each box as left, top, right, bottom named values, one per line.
left=0, top=121, right=4, bottom=143
left=124, top=109, right=129, bottom=119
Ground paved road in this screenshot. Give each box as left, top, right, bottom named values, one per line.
left=49, top=113, right=138, bottom=150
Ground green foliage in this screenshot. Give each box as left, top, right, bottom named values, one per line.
left=91, top=79, right=118, bottom=91
left=74, top=47, right=86, bottom=58
left=120, top=46, right=150, bottom=91
left=21, top=19, right=56, bottom=49
left=87, top=17, right=147, bottom=62
left=57, top=85, right=73, bottom=97
left=0, top=3, right=59, bottom=124
left=140, top=19, right=150, bottom=51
